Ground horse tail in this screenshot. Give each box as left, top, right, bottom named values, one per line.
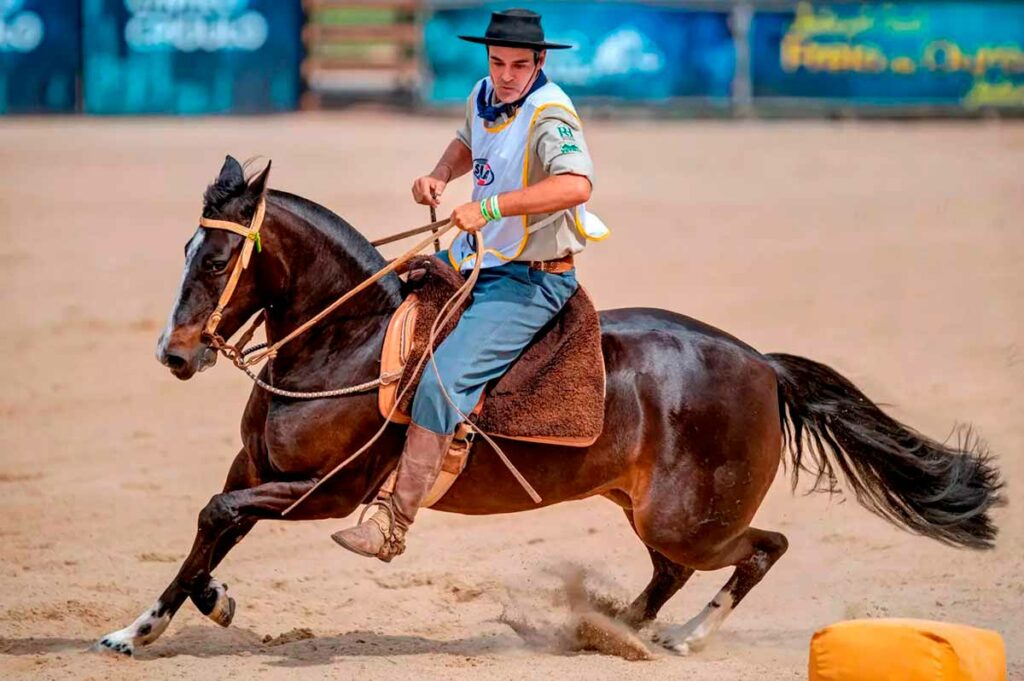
left=766, top=352, right=1003, bottom=550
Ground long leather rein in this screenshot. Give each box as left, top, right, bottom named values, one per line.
left=199, top=197, right=454, bottom=375
left=196, top=194, right=542, bottom=513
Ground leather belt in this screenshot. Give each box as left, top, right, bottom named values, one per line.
left=527, top=254, right=575, bottom=274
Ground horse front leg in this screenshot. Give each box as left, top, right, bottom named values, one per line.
left=93, top=474, right=317, bottom=656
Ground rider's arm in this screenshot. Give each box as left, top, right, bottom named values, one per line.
left=412, top=93, right=476, bottom=207
left=495, top=109, right=593, bottom=217
left=412, top=139, right=472, bottom=206
left=495, top=172, right=591, bottom=217
left=449, top=171, right=590, bottom=232
left=449, top=107, right=593, bottom=231
left=434, top=90, right=474, bottom=181
left=432, top=138, right=473, bottom=183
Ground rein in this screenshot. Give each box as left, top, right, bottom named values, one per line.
left=199, top=200, right=451, bottom=392
left=196, top=196, right=542, bottom=513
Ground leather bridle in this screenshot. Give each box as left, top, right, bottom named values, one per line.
left=196, top=195, right=453, bottom=370
left=192, top=195, right=541, bottom=514
left=197, top=196, right=266, bottom=345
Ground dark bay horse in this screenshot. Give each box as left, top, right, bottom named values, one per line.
left=94, top=157, right=1002, bottom=656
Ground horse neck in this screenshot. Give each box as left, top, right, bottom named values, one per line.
left=256, top=197, right=402, bottom=369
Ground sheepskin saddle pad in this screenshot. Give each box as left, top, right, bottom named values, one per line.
left=378, top=255, right=605, bottom=446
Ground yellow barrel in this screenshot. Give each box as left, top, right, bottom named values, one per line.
left=809, top=618, right=1005, bottom=681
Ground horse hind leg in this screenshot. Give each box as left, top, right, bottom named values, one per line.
left=622, top=546, right=695, bottom=628
left=654, top=527, right=788, bottom=655
left=619, top=511, right=696, bottom=629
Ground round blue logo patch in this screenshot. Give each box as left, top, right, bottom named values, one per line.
left=473, top=158, right=494, bottom=186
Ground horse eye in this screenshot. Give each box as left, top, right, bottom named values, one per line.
left=207, top=260, right=229, bottom=274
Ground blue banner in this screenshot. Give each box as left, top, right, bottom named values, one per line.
left=0, top=0, right=80, bottom=113
left=424, top=2, right=734, bottom=104
left=83, top=0, right=301, bottom=114
left=751, top=2, right=1024, bottom=109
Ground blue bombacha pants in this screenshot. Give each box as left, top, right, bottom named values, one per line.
left=410, top=252, right=578, bottom=435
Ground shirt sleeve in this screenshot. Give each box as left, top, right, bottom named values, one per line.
left=532, top=108, right=594, bottom=185
left=455, top=91, right=472, bottom=149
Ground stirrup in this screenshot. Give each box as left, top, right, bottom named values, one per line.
left=358, top=497, right=407, bottom=562
left=357, top=496, right=395, bottom=529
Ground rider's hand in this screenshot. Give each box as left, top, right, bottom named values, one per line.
left=451, top=201, right=487, bottom=233
left=412, top=175, right=446, bottom=206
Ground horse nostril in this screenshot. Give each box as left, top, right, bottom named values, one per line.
left=163, top=352, right=187, bottom=371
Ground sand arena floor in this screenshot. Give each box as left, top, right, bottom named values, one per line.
left=0, top=114, right=1021, bottom=679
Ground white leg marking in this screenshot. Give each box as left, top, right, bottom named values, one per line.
left=657, top=590, right=735, bottom=655
left=93, top=601, right=172, bottom=656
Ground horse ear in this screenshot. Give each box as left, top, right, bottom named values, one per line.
left=218, top=155, right=245, bottom=189
left=247, top=160, right=272, bottom=199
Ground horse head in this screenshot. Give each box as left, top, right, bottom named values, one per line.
left=156, top=155, right=271, bottom=379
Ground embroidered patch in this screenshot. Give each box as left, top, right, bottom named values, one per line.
left=560, top=143, right=581, bottom=154
left=557, top=125, right=575, bottom=140
left=472, top=158, right=495, bottom=186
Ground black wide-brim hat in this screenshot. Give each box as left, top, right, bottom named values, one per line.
left=458, top=9, right=572, bottom=50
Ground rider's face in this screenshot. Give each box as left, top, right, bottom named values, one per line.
left=488, top=46, right=546, bottom=103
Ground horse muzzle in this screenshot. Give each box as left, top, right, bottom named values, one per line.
left=156, top=334, right=216, bottom=380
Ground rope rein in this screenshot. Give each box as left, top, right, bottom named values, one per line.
left=202, top=213, right=455, bottom=398
left=197, top=195, right=540, bottom=514
left=229, top=342, right=403, bottom=399
left=281, top=233, right=488, bottom=515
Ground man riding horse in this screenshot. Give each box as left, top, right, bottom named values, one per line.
left=98, top=10, right=1000, bottom=655
left=331, top=9, right=602, bottom=561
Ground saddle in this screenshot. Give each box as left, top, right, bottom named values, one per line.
left=378, top=255, right=606, bottom=447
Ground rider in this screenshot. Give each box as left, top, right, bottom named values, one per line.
left=332, top=8, right=599, bottom=561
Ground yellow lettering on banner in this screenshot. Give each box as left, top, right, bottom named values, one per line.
left=923, top=40, right=966, bottom=73
left=781, top=35, right=802, bottom=73
left=965, top=80, right=1024, bottom=107
left=780, top=37, right=887, bottom=74
left=890, top=57, right=916, bottom=74
left=884, top=16, right=924, bottom=33
left=974, top=46, right=1024, bottom=75
left=924, top=41, right=1024, bottom=76
left=778, top=5, right=1024, bottom=104
left=790, top=2, right=874, bottom=39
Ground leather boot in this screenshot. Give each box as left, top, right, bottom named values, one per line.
left=331, top=423, right=453, bottom=562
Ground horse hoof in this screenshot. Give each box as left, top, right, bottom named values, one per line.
left=209, top=594, right=236, bottom=628
left=668, top=642, right=692, bottom=656
left=199, top=578, right=236, bottom=627
left=91, top=636, right=134, bottom=657
left=652, top=629, right=701, bottom=656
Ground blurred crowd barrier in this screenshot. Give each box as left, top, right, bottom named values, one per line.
left=1, top=0, right=1022, bottom=115
left=1, top=0, right=301, bottom=114
left=425, top=2, right=734, bottom=105
left=750, top=2, right=1024, bottom=113
left=426, top=0, right=1024, bottom=114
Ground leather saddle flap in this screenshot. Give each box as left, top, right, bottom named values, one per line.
left=379, top=256, right=605, bottom=446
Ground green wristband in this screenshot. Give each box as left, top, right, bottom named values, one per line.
left=479, top=198, right=494, bottom=222
left=489, top=195, right=503, bottom=221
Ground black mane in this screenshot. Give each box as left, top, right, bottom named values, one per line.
left=269, top=190, right=403, bottom=309
left=199, top=174, right=402, bottom=309
left=267, top=190, right=393, bottom=278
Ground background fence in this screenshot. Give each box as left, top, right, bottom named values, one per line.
left=1, top=0, right=1022, bottom=115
